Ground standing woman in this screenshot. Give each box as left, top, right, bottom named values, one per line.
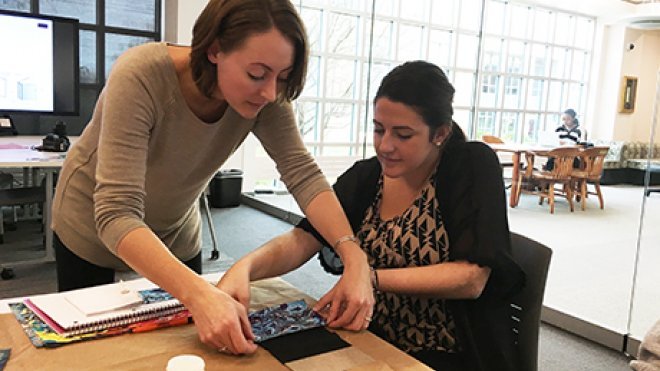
left=51, top=0, right=373, bottom=354
left=218, top=61, right=525, bottom=370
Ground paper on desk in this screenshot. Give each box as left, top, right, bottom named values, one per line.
left=63, top=282, right=143, bottom=316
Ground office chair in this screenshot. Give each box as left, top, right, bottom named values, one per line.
left=510, top=232, right=553, bottom=371
left=199, top=192, right=220, bottom=260
left=0, top=185, right=46, bottom=280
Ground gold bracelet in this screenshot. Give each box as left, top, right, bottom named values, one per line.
left=333, top=235, right=359, bottom=250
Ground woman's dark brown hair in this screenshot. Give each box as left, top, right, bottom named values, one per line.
left=190, top=0, right=308, bottom=101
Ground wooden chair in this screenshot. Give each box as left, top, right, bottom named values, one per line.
left=516, top=147, right=580, bottom=213
left=571, top=146, right=610, bottom=210
left=482, top=135, right=514, bottom=188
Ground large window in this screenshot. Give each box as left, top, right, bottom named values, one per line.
left=1, top=0, right=161, bottom=126
left=292, top=0, right=594, bottom=161
left=478, top=0, right=594, bottom=143
left=293, top=0, right=483, bottom=164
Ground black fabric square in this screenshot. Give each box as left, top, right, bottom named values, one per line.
left=259, top=327, right=350, bottom=363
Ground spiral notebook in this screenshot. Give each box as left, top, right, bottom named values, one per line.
left=23, top=284, right=185, bottom=337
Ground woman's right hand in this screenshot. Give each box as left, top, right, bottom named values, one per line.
left=185, top=285, right=257, bottom=355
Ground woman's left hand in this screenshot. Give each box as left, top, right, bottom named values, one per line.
left=313, top=253, right=374, bottom=331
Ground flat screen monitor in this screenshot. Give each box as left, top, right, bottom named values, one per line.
left=0, top=10, right=79, bottom=116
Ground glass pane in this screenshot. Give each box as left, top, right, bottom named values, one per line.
left=323, top=102, right=355, bottom=143
left=400, top=0, right=428, bottom=22
left=326, top=58, right=357, bottom=99
left=566, top=82, right=583, bottom=110
left=500, top=112, right=518, bottom=141
left=428, top=29, right=452, bottom=68
left=547, top=81, right=563, bottom=113
left=522, top=112, right=540, bottom=144
left=363, top=61, right=393, bottom=102
left=431, top=0, right=455, bottom=27
left=479, top=74, right=500, bottom=108
left=526, top=79, right=546, bottom=111
left=374, top=0, right=396, bottom=17
left=530, top=43, right=550, bottom=76
left=106, top=0, right=155, bottom=31
left=302, top=56, right=321, bottom=97
left=554, top=13, right=572, bottom=46
left=39, top=0, right=95, bottom=24
left=484, top=0, right=505, bottom=35
left=105, top=33, right=153, bottom=78
left=455, top=34, right=479, bottom=70
left=295, top=100, right=319, bottom=142
left=503, top=77, right=524, bottom=109
left=508, top=41, right=528, bottom=74
left=0, top=1, right=30, bottom=12
left=551, top=47, right=568, bottom=79
left=508, top=4, right=529, bottom=38
left=476, top=111, right=496, bottom=139
left=371, top=19, right=394, bottom=60
left=458, top=0, right=480, bottom=31
left=574, top=17, right=593, bottom=49
left=453, top=109, right=471, bottom=137
left=397, top=24, right=424, bottom=61
left=453, top=71, right=475, bottom=107
left=532, top=9, right=552, bottom=43
left=571, top=51, right=586, bottom=81
left=483, top=37, right=504, bottom=72
left=79, top=30, right=97, bottom=84
left=327, top=12, right=359, bottom=55
left=301, top=7, right=323, bottom=53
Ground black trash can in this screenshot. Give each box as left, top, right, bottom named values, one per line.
left=209, top=169, right=243, bottom=208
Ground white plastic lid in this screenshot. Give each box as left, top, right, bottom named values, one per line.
left=166, top=354, right=205, bottom=371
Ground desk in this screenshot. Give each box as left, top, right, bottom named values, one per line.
left=487, top=143, right=552, bottom=208
left=0, top=136, right=73, bottom=265
left=0, top=275, right=430, bottom=370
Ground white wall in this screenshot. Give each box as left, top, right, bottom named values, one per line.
left=162, top=0, right=278, bottom=191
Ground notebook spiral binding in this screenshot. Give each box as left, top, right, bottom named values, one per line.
left=65, top=302, right=186, bottom=336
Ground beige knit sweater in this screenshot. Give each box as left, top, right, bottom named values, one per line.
left=52, top=42, right=329, bottom=270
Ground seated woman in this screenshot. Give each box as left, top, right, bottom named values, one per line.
left=218, top=61, right=525, bottom=371
left=544, top=108, right=583, bottom=170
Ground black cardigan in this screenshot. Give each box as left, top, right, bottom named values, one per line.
left=297, top=140, right=525, bottom=371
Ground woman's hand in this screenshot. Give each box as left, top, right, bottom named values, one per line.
left=216, top=263, right=252, bottom=310
left=313, top=248, right=374, bottom=331
left=184, top=285, right=257, bottom=355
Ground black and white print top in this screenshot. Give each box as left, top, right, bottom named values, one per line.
left=357, top=174, right=458, bottom=353
left=555, top=124, right=581, bottom=143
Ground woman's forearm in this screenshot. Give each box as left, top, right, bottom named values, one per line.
left=302, top=190, right=367, bottom=267
left=116, top=227, right=211, bottom=305
left=376, top=262, right=491, bottom=299
left=234, top=228, right=321, bottom=282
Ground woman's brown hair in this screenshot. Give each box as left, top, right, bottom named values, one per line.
left=190, top=0, right=308, bottom=101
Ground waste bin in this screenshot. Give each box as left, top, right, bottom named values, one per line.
left=209, top=169, right=243, bottom=208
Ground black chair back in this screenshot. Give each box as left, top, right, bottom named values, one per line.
left=510, top=232, right=553, bottom=371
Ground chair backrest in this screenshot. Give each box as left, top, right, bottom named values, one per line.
left=510, top=232, right=553, bottom=371
left=482, top=135, right=505, bottom=144
left=547, top=147, right=580, bottom=179
left=580, top=146, right=610, bottom=178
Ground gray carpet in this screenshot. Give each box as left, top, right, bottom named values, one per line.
left=0, top=204, right=632, bottom=370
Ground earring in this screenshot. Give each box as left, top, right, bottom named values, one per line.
left=435, top=141, right=442, bottom=146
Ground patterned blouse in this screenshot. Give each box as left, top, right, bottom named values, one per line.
left=357, top=174, right=458, bottom=353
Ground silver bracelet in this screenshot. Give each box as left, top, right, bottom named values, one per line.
left=333, top=235, right=359, bottom=250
